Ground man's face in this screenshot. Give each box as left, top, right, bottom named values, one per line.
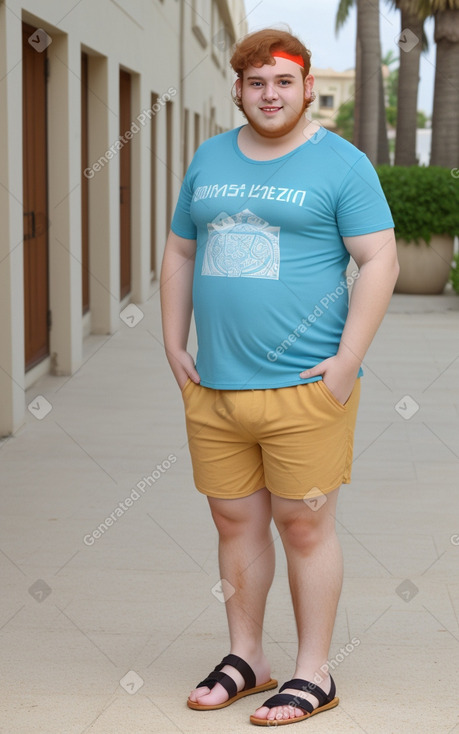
left=236, top=57, right=314, bottom=139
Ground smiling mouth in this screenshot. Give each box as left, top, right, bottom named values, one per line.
left=260, top=106, right=282, bottom=113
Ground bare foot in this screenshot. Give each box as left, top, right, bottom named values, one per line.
left=251, top=674, right=332, bottom=723
left=188, top=653, right=272, bottom=707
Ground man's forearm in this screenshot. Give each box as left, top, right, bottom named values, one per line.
left=337, top=256, right=400, bottom=369
left=160, top=248, right=195, bottom=364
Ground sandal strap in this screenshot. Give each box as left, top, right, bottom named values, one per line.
left=260, top=693, right=314, bottom=715
left=195, top=654, right=256, bottom=695
left=195, top=670, right=237, bottom=699
left=279, top=676, right=336, bottom=708
left=220, top=654, right=256, bottom=691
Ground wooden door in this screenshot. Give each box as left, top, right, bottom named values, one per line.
left=165, top=100, right=173, bottom=232
left=119, top=70, right=131, bottom=299
left=150, top=93, right=158, bottom=275
left=22, top=23, right=49, bottom=370
left=81, top=52, right=90, bottom=314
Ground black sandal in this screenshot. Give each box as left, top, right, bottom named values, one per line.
left=187, top=653, right=278, bottom=710
left=249, top=675, right=338, bottom=726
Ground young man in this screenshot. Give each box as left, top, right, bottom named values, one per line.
left=160, top=28, right=398, bottom=726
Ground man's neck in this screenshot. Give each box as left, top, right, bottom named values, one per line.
left=238, top=116, right=315, bottom=161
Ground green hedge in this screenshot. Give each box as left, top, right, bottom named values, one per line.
left=450, top=253, right=459, bottom=294
left=376, top=165, right=459, bottom=244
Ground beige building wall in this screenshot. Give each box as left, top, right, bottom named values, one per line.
left=309, top=66, right=355, bottom=129
left=0, top=0, right=247, bottom=436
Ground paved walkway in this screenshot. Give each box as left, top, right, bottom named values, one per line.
left=1, top=291, right=459, bottom=734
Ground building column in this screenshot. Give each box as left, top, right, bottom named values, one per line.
left=87, top=54, right=120, bottom=334
left=47, top=32, right=83, bottom=375
left=0, top=6, right=25, bottom=435
left=131, top=73, right=152, bottom=303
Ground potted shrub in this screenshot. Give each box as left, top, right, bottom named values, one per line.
left=450, top=253, right=459, bottom=294
left=376, top=166, right=459, bottom=294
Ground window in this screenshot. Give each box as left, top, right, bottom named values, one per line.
left=165, top=100, right=173, bottom=232
left=194, top=112, right=200, bottom=152
left=150, top=93, right=158, bottom=275
left=183, top=107, right=189, bottom=176
left=192, top=0, right=208, bottom=48
left=211, top=1, right=230, bottom=72
left=319, top=95, right=334, bottom=109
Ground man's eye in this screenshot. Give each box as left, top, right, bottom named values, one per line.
left=279, top=80, right=291, bottom=86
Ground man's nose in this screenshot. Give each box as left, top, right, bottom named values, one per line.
left=262, top=83, right=278, bottom=100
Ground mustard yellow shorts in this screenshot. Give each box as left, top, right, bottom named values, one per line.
left=181, top=377, right=361, bottom=501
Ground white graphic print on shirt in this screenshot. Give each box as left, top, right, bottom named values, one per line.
left=201, top=209, right=280, bottom=280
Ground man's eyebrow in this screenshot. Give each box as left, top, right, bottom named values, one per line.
left=246, top=74, right=296, bottom=80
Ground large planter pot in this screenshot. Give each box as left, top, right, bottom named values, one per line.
left=395, top=235, right=454, bottom=294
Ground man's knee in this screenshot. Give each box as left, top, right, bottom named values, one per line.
left=274, top=506, right=335, bottom=552
left=209, top=490, right=271, bottom=538
left=210, top=505, right=248, bottom=537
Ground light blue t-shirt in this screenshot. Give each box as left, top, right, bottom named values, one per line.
left=171, top=126, right=394, bottom=390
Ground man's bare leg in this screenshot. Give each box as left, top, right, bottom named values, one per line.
left=252, top=487, right=342, bottom=723
left=188, top=486, right=275, bottom=706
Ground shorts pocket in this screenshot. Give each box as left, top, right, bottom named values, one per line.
left=317, top=379, right=347, bottom=411
left=180, top=377, right=193, bottom=396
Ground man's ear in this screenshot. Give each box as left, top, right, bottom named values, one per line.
left=304, top=73, right=315, bottom=100
left=235, top=77, right=242, bottom=99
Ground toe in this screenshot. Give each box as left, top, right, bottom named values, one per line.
left=190, top=682, right=230, bottom=707
left=188, top=686, right=210, bottom=702
left=252, top=705, right=270, bottom=720
left=252, top=704, right=304, bottom=722
left=259, top=704, right=304, bottom=721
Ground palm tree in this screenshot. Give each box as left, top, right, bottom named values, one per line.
left=357, top=0, right=386, bottom=164
left=403, top=0, right=459, bottom=165
left=391, top=1, right=425, bottom=165
left=335, top=0, right=361, bottom=145
left=429, top=0, right=459, bottom=166
left=336, top=0, right=389, bottom=164
left=337, top=0, right=429, bottom=165
left=377, top=55, right=391, bottom=164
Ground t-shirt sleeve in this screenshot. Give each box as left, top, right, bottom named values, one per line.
left=336, top=154, right=394, bottom=237
left=170, top=168, right=197, bottom=240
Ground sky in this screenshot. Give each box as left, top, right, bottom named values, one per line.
left=243, top=0, right=436, bottom=117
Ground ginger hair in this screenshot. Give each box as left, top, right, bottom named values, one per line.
left=230, top=29, right=312, bottom=112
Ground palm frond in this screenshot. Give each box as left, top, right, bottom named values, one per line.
left=429, top=0, right=459, bottom=10
left=398, top=0, right=459, bottom=17
left=335, top=0, right=355, bottom=35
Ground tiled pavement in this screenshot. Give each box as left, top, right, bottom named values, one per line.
left=1, top=291, right=458, bottom=733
